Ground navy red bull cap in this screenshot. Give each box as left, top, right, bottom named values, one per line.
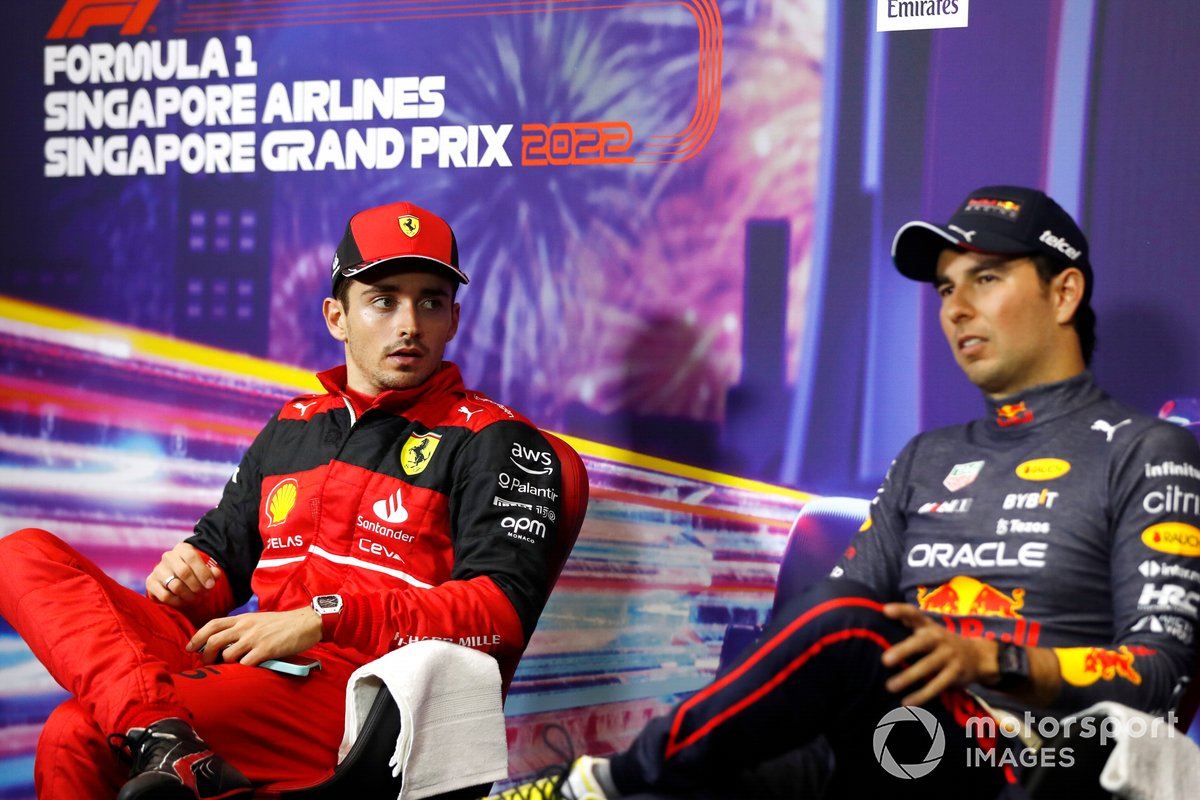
left=892, top=185, right=1092, bottom=299
left=331, top=201, right=468, bottom=293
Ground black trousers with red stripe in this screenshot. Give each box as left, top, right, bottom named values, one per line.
left=609, top=579, right=1011, bottom=798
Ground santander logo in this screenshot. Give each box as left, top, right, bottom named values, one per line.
left=372, top=487, right=409, bottom=524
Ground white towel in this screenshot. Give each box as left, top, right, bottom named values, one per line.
left=339, top=640, right=509, bottom=800
left=1069, top=701, right=1200, bottom=799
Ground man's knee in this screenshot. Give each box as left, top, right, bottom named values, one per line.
left=771, top=577, right=901, bottom=634
left=40, top=699, right=99, bottom=749
left=0, top=527, right=75, bottom=563
left=37, top=700, right=124, bottom=797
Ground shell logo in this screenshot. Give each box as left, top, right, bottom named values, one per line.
left=1015, top=458, right=1071, bottom=481
left=1141, top=522, right=1200, bottom=556
left=265, top=478, right=299, bottom=528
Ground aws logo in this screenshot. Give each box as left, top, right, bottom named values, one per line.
left=510, top=443, right=553, bottom=476
left=48, top=0, right=160, bottom=39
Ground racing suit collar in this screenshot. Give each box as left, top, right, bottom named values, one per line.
left=984, top=371, right=1103, bottom=433
left=316, top=361, right=464, bottom=413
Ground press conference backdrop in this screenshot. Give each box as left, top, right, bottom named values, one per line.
left=4, top=0, right=1200, bottom=796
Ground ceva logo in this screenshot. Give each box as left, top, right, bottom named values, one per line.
left=48, top=0, right=160, bottom=40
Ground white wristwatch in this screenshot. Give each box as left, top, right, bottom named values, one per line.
left=311, top=594, right=343, bottom=640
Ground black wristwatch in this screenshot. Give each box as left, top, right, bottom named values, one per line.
left=993, top=641, right=1031, bottom=691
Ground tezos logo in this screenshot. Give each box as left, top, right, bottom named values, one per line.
left=510, top=442, right=554, bottom=476
left=873, top=706, right=945, bottom=779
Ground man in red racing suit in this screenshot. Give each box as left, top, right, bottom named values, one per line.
left=0, top=201, right=564, bottom=800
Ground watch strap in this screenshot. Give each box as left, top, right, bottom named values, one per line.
left=993, top=641, right=1031, bottom=691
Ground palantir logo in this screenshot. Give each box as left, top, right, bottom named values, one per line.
left=873, top=706, right=945, bottom=779
left=48, top=0, right=160, bottom=40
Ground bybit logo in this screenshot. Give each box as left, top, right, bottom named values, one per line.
left=48, top=0, right=160, bottom=40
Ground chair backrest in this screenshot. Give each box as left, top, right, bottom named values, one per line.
left=540, top=430, right=589, bottom=590
left=772, top=496, right=870, bottom=616
left=718, top=496, right=869, bottom=672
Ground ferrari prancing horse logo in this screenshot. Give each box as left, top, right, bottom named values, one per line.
left=398, top=215, right=420, bottom=238
left=401, top=432, right=441, bottom=475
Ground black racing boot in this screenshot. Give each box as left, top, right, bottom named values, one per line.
left=112, top=718, right=253, bottom=800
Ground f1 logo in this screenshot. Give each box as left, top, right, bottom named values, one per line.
left=48, top=0, right=160, bottom=39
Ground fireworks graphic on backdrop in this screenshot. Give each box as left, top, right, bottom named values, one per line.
left=267, top=1, right=824, bottom=431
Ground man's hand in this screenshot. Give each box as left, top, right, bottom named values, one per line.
left=186, top=607, right=322, bottom=667
left=147, top=542, right=223, bottom=608
left=880, top=603, right=998, bottom=707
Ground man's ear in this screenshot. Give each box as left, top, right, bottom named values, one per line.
left=446, top=302, right=460, bottom=343
left=1052, top=267, right=1085, bottom=325
left=323, top=296, right=348, bottom=343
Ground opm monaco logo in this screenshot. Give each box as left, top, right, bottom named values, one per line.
left=48, top=0, right=160, bottom=39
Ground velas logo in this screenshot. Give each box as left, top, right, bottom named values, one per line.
left=1015, top=458, right=1071, bottom=481
left=995, top=401, right=1034, bottom=428
left=1056, top=645, right=1150, bottom=687
left=917, top=576, right=1025, bottom=618
left=400, top=432, right=441, bottom=476
left=872, top=706, right=945, bottom=779
left=265, top=478, right=299, bottom=528
left=1141, top=522, right=1200, bottom=556
left=397, top=215, right=420, bottom=238
left=48, top=0, right=160, bottom=39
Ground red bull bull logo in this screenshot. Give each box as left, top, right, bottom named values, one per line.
left=969, top=584, right=1025, bottom=618
left=917, top=576, right=1025, bottom=618
left=1057, top=645, right=1147, bottom=686
left=965, top=197, right=1022, bottom=220
left=995, top=402, right=1034, bottom=427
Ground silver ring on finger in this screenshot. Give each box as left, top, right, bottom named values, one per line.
left=162, top=575, right=180, bottom=589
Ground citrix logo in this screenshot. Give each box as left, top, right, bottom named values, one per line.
left=48, top=0, right=160, bottom=39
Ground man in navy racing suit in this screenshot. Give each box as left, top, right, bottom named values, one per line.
left=496, top=186, right=1200, bottom=799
